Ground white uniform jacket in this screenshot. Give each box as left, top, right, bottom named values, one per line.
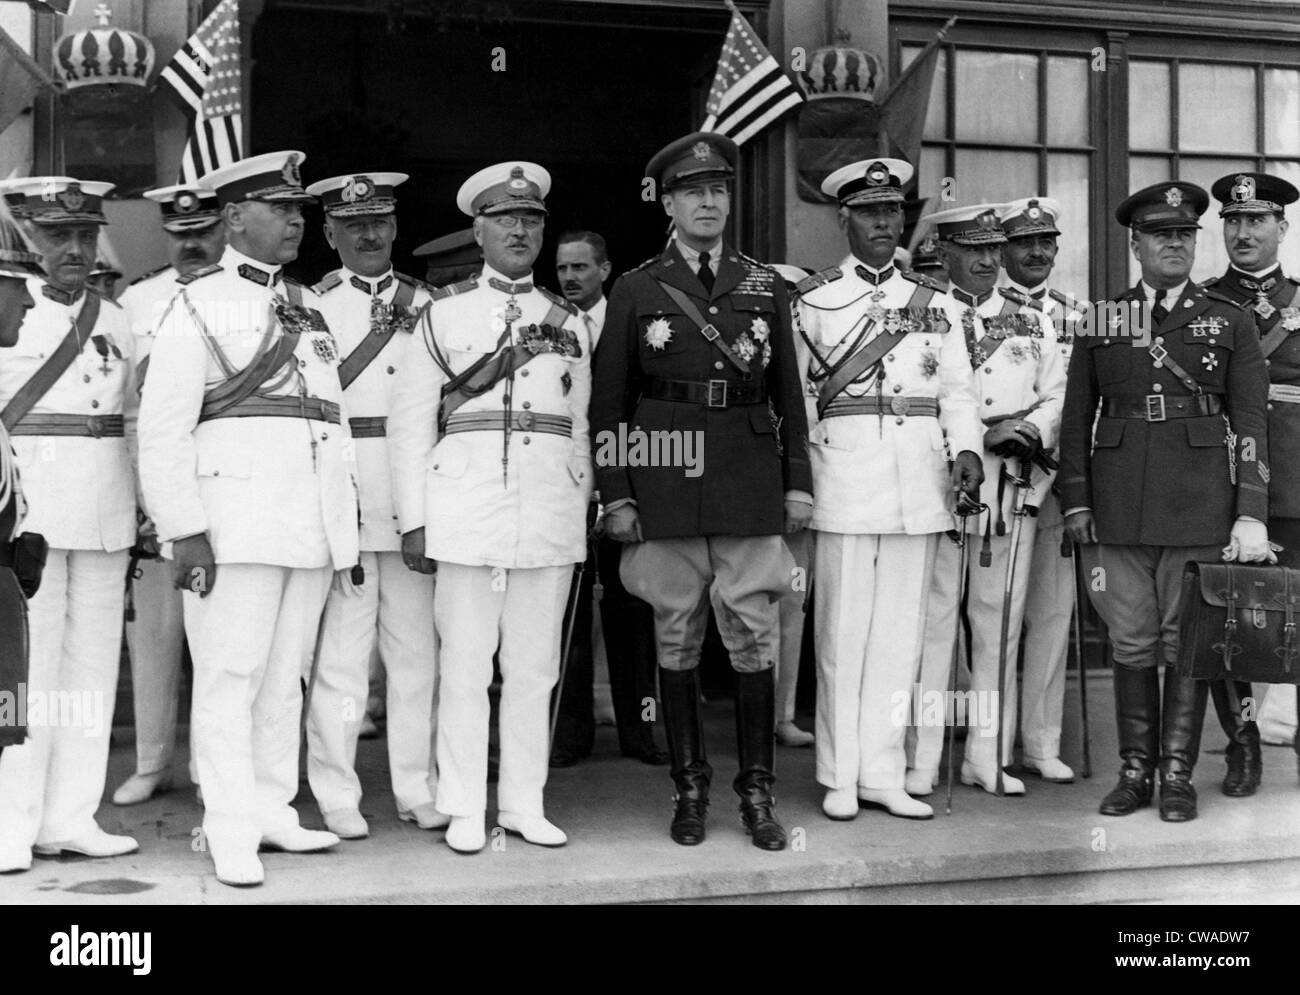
left=313, top=266, right=431, bottom=553
left=939, top=286, right=1067, bottom=517
left=792, top=256, right=983, bottom=536
left=137, top=246, right=359, bottom=571
left=1, top=279, right=136, bottom=551
left=388, top=262, right=593, bottom=569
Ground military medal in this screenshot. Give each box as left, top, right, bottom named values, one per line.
left=866, top=303, right=887, bottom=324
left=1255, top=293, right=1277, bottom=320
left=1282, top=307, right=1300, bottom=331
left=1202, top=352, right=1218, bottom=371
left=644, top=317, right=673, bottom=350
left=503, top=297, right=523, bottom=326
left=312, top=333, right=338, bottom=363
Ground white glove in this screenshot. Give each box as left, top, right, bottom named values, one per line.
left=1223, top=517, right=1275, bottom=564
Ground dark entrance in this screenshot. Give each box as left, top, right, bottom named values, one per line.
left=248, top=1, right=734, bottom=286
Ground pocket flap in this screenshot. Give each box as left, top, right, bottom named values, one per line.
left=428, top=438, right=469, bottom=478
left=1193, top=562, right=1300, bottom=611
left=1185, top=416, right=1226, bottom=448
left=195, top=451, right=250, bottom=479
left=1093, top=417, right=1126, bottom=448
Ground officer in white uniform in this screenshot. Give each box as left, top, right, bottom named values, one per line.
left=0, top=178, right=138, bottom=871
left=389, top=161, right=591, bottom=854
left=911, top=204, right=1066, bottom=797
left=793, top=160, right=984, bottom=821
left=113, top=183, right=225, bottom=806
left=138, top=151, right=359, bottom=887
left=301, top=171, right=441, bottom=840
left=998, top=196, right=1085, bottom=784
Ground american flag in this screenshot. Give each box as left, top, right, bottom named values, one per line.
left=158, top=0, right=243, bottom=183
left=700, top=6, right=804, bottom=146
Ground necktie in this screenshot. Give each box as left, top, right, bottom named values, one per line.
left=583, top=311, right=597, bottom=346
left=697, top=251, right=715, bottom=294
left=1152, top=288, right=1169, bottom=325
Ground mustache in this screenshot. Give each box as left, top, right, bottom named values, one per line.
left=356, top=241, right=383, bottom=252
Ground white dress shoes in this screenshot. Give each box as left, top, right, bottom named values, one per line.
left=445, top=816, right=487, bottom=854
left=776, top=721, right=815, bottom=748
left=821, top=787, right=859, bottom=821
left=212, top=850, right=264, bottom=887
left=259, top=827, right=340, bottom=852
left=33, top=830, right=139, bottom=858
left=1021, top=756, right=1076, bottom=783
left=398, top=802, right=451, bottom=830
left=960, top=761, right=1026, bottom=796
left=496, top=812, right=567, bottom=847
left=322, top=809, right=370, bottom=840
left=904, top=768, right=938, bottom=797
left=111, top=770, right=173, bottom=806
left=857, top=788, right=934, bottom=820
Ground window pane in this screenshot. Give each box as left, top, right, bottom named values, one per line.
left=1265, top=69, right=1300, bottom=156
left=1266, top=160, right=1300, bottom=276
left=955, top=50, right=1037, bottom=143
left=1178, top=63, right=1255, bottom=153
left=1179, top=156, right=1256, bottom=283
left=916, top=144, right=949, bottom=206
left=1129, top=61, right=1170, bottom=150
left=1127, top=157, right=1171, bottom=285
left=953, top=149, right=1037, bottom=204
left=1047, top=56, right=1089, bottom=147
left=905, top=44, right=948, bottom=142
left=1046, top=153, right=1090, bottom=297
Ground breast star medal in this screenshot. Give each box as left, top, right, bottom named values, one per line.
left=644, top=317, right=673, bottom=350
left=750, top=316, right=770, bottom=342
left=312, top=333, right=338, bottom=364
left=1202, top=351, right=1219, bottom=372
left=503, top=297, right=523, bottom=325
left=1255, top=293, right=1277, bottom=320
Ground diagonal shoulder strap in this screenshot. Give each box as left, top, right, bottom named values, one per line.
left=653, top=278, right=751, bottom=376
left=337, top=282, right=427, bottom=391
left=816, top=323, right=905, bottom=418
left=1, top=291, right=101, bottom=431
left=198, top=301, right=301, bottom=422
left=1260, top=283, right=1300, bottom=358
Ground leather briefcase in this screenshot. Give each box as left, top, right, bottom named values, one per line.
left=1175, top=561, right=1300, bottom=684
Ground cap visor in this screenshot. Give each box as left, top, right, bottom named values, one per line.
left=480, top=198, right=548, bottom=215
left=163, top=217, right=222, bottom=233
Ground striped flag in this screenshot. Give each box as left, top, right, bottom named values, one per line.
left=700, top=5, right=804, bottom=146
left=158, top=0, right=242, bottom=183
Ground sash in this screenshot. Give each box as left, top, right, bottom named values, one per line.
left=1260, top=283, right=1300, bottom=358
left=815, top=283, right=937, bottom=418
left=1, top=291, right=102, bottom=432
left=653, top=279, right=750, bottom=376
left=964, top=295, right=1022, bottom=366
left=337, top=279, right=419, bottom=390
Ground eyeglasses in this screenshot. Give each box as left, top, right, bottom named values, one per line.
left=487, top=214, right=544, bottom=231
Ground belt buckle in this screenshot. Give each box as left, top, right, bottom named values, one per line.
left=706, top=379, right=728, bottom=408
left=85, top=415, right=104, bottom=438
left=1145, top=394, right=1166, bottom=422
left=518, top=411, right=535, bottom=431
left=890, top=395, right=910, bottom=416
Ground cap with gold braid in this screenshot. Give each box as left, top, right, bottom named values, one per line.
left=203, top=150, right=315, bottom=208
left=822, top=158, right=913, bottom=207
left=2, top=177, right=114, bottom=226
left=1210, top=171, right=1299, bottom=218
left=0, top=208, right=43, bottom=280
left=923, top=203, right=1007, bottom=246
left=456, top=162, right=550, bottom=218
left=306, top=172, right=408, bottom=218
left=999, top=196, right=1062, bottom=239
left=143, top=183, right=222, bottom=233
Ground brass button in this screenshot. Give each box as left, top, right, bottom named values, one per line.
left=521, top=369, right=529, bottom=377
left=91, top=399, right=99, bottom=409
left=1153, top=384, right=1163, bottom=392
left=387, top=366, right=395, bottom=374
left=1265, top=359, right=1272, bottom=366
left=984, top=367, right=993, bottom=374
left=433, top=464, right=439, bottom=470
left=708, top=306, right=719, bottom=315
left=893, top=384, right=902, bottom=393
left=522, top=401, right=531, bottom=409
left=321, top=433, right=329, bottom=440
left=714, top=361, right=724, bottom=370
left=1155, top=336, right=1164, bottom=345
left=82, top=374, right=91, bottom=383
left=1268, top=403, right=1275, bottom=411
left=985, top=398, right=993, bottom=405
left=298, top=359, right=306, bottom=368
left=1208, top=338, right=1216, bottom=345
left=887, top=354, right=895, bottom=362
left=212, top=470, right=219, bottom=477
left=523, top=437, right=531, bottom=445
left=895, top=417, right=904, bottom=425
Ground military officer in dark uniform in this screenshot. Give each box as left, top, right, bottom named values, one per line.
left=591, top=132, right=813, bottom=850
left=1061, top=181, right=1272, bottom=823
left=1206, top=170, right=1300, bottom=790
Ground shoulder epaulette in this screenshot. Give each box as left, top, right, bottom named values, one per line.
left=177, top=263, right=222, bottom=285
left=394, top=271, right=430, bottom=293
left=738, top=252, right=774, bottom=273
left=795, top=265, right=844, bottom=296
left=85, top=286, right=122, bottom=308
left=901, top=270, right=946, bottom=292
left=1203, top=287, right=1247, bottom=309
left=128, top=264, right=169, bottom=287
left=1047, top=288, right=1085, bottom=311
left=623, top=256, right=660, bottom=278
left=539, top=285, right=579, bottom=315
left=430, top=277, right=478, bottom=302
left=312, top=270, right=343, bottom=295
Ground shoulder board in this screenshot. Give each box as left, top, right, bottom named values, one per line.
left=997, top=286, right=1042, bottom=311
left=1198, top=277, right=1220, bottom=290
left=901, top=270, right=946, bottom=292
left=128, top=264, right=170, bottom=287
left=538, top=286, right=579, bottom=315
left=85, top=286, right=122, bottom=308
left=1047, top=288, right=1085, bottom=311
left=623, top=256, right=660, bottom=278
left=430, top=277, right=478, bottom=302
left=394, top=271, right=429, bottom=292
left=177, top=263, right=222, bottom=286
left=312, top=270, right=343, bottom=296
left=795, top=266, right=844, bottom=296
left=1203, top=288, right=1248, bottom=309
left=738, top=253, right=776, bottom=276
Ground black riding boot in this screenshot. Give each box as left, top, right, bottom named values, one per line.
left=1210, top=679, right=1261, bottom=797
left=658, top=667, right=711, bottom=845
left=1099, top=664, right=1160, bottom=816
left=1158, top=671, right=1209, bottom=822
left=733, top=668, right=786, bottom=851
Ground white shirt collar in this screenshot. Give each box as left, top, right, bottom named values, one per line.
left=223, top=244, right=282, bottom=282
left=675, top=236, right=723, bottom=274
left=582, top=295, right=606, bottom=327
left=1141, top=279, right=1188, bottom=304
left=479, top=261, right=534, bottom=288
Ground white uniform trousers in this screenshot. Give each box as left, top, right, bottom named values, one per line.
left=125, top=558, right=197, bottom=780
left=433, top=561, right=569, bottom=819
left=0, top=548, right=126, bottom=849
left=814, top=532, right=936, bottom=791
left=305, top=551, right=437, bottom=815
left=912, top=519, right=1038, bottom=775
left=183, top=563, right=332, bottom=855
left=777, top=531, right=812, bottom=724
left=1020, top=493, right=1074, bottom=764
